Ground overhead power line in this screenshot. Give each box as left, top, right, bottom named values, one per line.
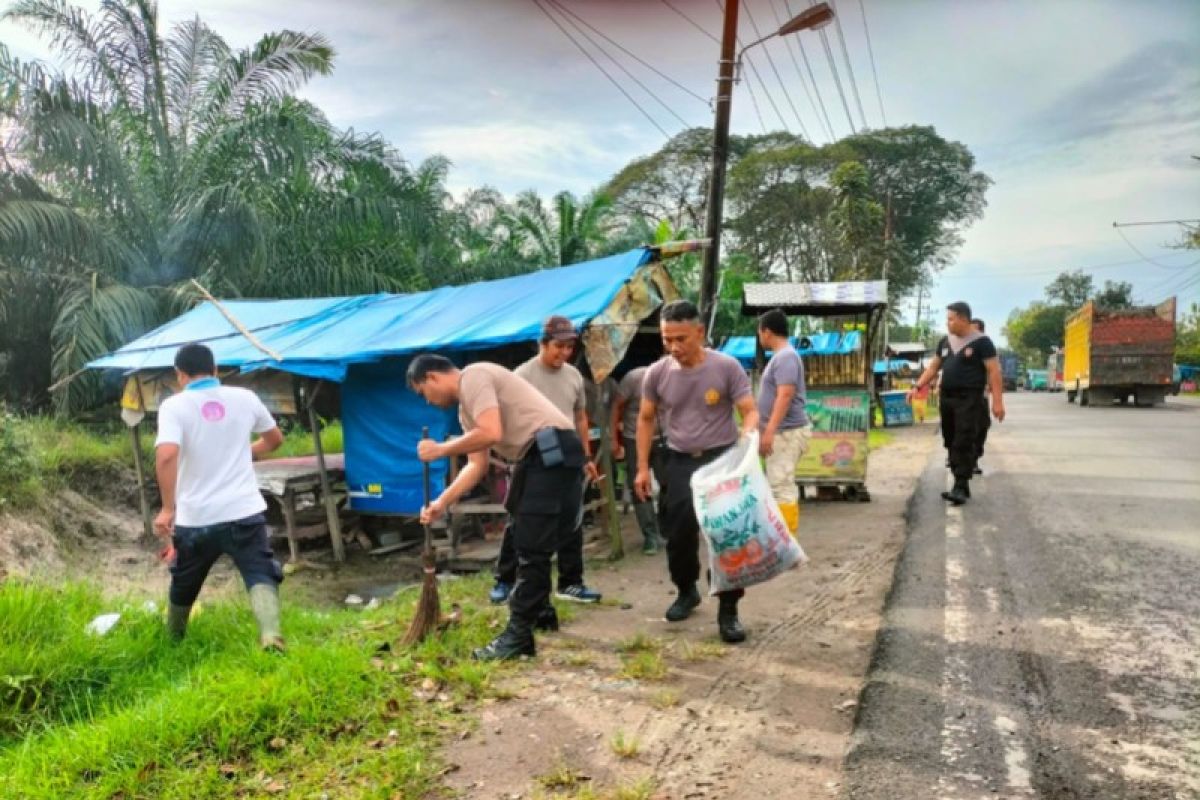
left=937, top=252, right=1200, bottom=281
left=545, top=0, right=693, bottom=129
left=661, top=0, right=720, bottom=43
left=549, top=0, right=710, bottom=108
left=530, top=0, right=673, bottom=140
left=768, top=0, right=832, bottom=141
left=856, top=0, right=886, bottom=126
left=717, top=0, right=788, bottom=133
left=1113, top=225, right=1200, bottom=270
left=816, top=24, right=856, bottom=133
left=829, top=0, right=868, bottom=129
left=742, top=0, right=812, bottom=140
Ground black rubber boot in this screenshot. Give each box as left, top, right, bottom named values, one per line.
left=717, top=595, right=746, bottom=644
left=665, top=584, right=702, bottom=622
left=166, top=603, right=191, bottom=641
left=472, top=617, right=536, bottom=661
left=533, top=604, right=559, bottom=632
left=941, top=479, right=969, bottom=505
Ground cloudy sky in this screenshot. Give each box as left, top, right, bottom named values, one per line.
left=3, top=0, right=1198, bottom=342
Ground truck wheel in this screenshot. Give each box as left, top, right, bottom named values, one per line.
left=1080, top=389, right=1090, bottom=407
left=1067, top=390, right=1076, bottom=404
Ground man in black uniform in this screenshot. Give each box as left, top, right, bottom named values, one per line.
left=909, top=303, right=1005, bottom=504
left=410, top=355, right=585, bottom=660
left=970, top=318, right=991, bottom=474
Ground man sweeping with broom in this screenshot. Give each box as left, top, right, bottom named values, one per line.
left=409, top=355, right=585, bottom=661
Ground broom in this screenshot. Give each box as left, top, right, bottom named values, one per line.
left=402, top=426, right=441, bottom=645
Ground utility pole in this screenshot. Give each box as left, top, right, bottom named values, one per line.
left=699, top=0, right=740, bottom=337
left=881, top=190, right=892, bottom=388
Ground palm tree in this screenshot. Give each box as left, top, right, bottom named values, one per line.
left=501, top=189, right=615, bottom=267
left=0, top=0, right=452, bottom=410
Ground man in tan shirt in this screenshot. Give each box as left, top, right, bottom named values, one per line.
left=410, top=355, right=585, bottom=660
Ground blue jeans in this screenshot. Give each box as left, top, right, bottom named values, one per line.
left=169, top=513, right=283, bottom=607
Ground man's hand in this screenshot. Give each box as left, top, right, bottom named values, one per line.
left=633, top=468, right=652, bottom=501
left=584, top=461, right=601, bottom=483
left=992, top=398, right=1006, bottom=423
left=612, top=439, right=625, bottom=461
left=417, top=438, right=445, bottom=462
left=154, top=508, right=174, bottom=539
left=420, top=496, right=448, bottom=525
left=759, top=429, right=775, bottom=457
left=905, top=387, right=917, bottom=403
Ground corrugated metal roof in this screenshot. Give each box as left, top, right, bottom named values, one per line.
left=742, top=281, right=888, bottom=315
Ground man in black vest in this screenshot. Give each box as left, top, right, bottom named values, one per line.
left=909, top=302, right=1006, bottom=504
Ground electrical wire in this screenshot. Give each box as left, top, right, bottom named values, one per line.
left=1114, top=225, right=1200, bottom=269
left=529, top=0, right=673, bottom=140
left=716, top=0, right=788, bottom=132
left=769, top=0, right=833, bottom=141
left=742, top=0, right=812, bottom=140
left=795, top=32, right=838, bottom=139
left=544, top=0, right=693, bottom=129
left=937, top=253, right=1200, bottom=281
left=549, top=0, right=710, bottom=107
left=661, top=0, right=720, bottom=44
left=829, top=0, right=868, bottom=129
left=856, top=0, right=886, bottom=126
left=817, top=25, right=856, bottom=133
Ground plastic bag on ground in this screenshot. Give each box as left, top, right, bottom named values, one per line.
left=691, top=432, right=806, bottom=593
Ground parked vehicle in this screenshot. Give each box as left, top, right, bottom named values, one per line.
left=1000, top=353, right=1020, bottom=391
left=1027, top=369, right=1049, bottom=391
left=1064, top=297, right=1177, bottom=407
left=1046, top=350, right=1064, bottom=391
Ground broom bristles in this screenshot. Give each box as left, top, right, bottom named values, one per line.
left=401, top=547, right=440, bottom=646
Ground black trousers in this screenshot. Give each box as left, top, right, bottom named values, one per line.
left=659, top=447, right=744, bottom=600
left=941, top=391, right=985, bottom=482
left=975, top=394, right=992, bottom=460
left=169, top=513, right=282, bottom=607
left=494, top=485, right=585, bottom=590
left=503, top=433, right=585, bottom=623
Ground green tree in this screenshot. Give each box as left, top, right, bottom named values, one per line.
left=1093, top=279, right=1134, bottom=309
left=0, top=0, right=451, bottom=410
left=1177, top=302, right=1200, bottom=365
left=1044, top=270, right=1093, bottom=309
left=500, top=189, right=614, bottom=267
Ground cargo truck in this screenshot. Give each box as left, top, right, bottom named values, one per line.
left=1064, top=297, right=1177, bottom=407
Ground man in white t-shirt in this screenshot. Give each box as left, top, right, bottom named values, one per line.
left=154, top=343, right=285, bottom=649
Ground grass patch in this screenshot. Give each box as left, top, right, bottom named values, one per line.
left=672, top=638, right=729, bottom=662
left=647, top=689, right=681, bottom=709
left=617, top=651, right=669, bottom=682
left=0, top=574, right=510, bottom=799
left=534, top=778, right=658, bottom=800
left=269, top=419, right=344, bottom=459
left=614, top=632, right=661, bottom=655
left=610, top=730, right=641, bottom=759
left=536, top=757, right=591, bottom=791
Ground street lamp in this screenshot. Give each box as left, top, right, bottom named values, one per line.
left=699, top=1, right=834, bottom=335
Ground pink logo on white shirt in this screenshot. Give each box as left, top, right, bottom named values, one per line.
left=201, top=401, right=226, bottom=422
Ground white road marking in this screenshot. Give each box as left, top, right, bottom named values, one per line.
left=937, top=475, right=1033, bottom=797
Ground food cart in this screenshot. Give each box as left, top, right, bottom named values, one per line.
left=741, top=281, right=888, bottom=502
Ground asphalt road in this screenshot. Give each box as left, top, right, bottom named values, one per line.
left=844, top=392, right=1200, bottom=800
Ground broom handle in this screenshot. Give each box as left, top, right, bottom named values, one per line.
left=421, top=426, right=433, bottom=551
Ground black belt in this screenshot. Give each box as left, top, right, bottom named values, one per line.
left=667, top=442, right=733, bottom=461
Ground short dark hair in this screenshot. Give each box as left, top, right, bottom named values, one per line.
left=406, top=354, right=455, bottom=387
left=758, top=308, right=789, bottom=337
left=660, top=299, right=701, bottom=324
left=947, top=302, right=972, bottom=320
left=971, top=318, right=985, bottom=332
left=174, top=343, right=215, bottom=377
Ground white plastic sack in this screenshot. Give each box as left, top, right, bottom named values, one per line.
left=691, top=432, right=806, bottom=593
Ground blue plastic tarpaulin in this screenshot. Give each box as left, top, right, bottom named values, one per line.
left=719, top=331, right=861, bottom=367
left=88, top=248, right=654, bottom=381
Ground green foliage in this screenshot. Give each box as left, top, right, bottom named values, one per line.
left=1094, top=279, right=1134, bottom=309
left=270, top=419, right=344, bottom=459
left=1005, top=271, right=1140, bottom=365
left=0, top=574, right=511, bottom=799
left=1177, top=302, right=1200, bottom=365
left=1044, top=270, right=1093, bottom=309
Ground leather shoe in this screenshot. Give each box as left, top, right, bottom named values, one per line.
left=534, top=605, right=559, bottom=632
left=717, top=597, right=746, bottom=643
left=472, top=622, right=535, bottom=661
left=941, top=479, right=969, bottom=505
left=665, top=585, right=701, bottom=622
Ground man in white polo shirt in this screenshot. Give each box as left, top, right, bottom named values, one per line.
left=154, top=343, right=285, bottom=650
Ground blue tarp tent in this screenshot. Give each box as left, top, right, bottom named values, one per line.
left=88, top=247, right=673, bottom=513
left=719, top=331, right=862, bottom=368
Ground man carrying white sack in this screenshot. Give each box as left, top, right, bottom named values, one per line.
left=634, top=300, right=759, bottom=643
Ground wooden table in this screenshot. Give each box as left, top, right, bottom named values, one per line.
left=254, top=454, right=346, bottom=562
